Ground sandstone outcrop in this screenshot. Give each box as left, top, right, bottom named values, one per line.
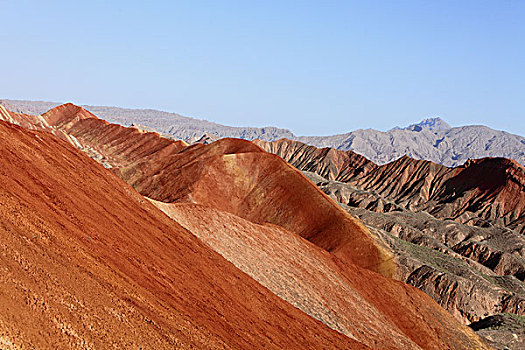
left=0, top=120, right=364, bottom=349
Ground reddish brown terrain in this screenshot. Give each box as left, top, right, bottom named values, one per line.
left=256, top=139, right=525, bottom=340
left=11, top=104, right=395, bottom=276
left=123, top=140, right=397, bottom=277
left=253, top=137, right=377, bottom=181
left=0, top=120, right=371, bottom=349
left=152, top=201, right=484, bottom=349
left=254, top=138, right=525, bottom=233
left=0, top=104, right=490, bottom=348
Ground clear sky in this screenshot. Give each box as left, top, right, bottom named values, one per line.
left=1, top=0, right=523, bottom=136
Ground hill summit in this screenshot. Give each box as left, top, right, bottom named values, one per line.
left=404, top=117, right=452, bottom=132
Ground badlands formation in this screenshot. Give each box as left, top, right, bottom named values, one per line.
left=0, top=103, right=492, bottom=349
left=255, top=138, right=525, bottom=348
left=0, top=109, right=361, bottom=349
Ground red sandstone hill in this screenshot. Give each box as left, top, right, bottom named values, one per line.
left=255, top=138, right=525, bottom=233
left=0, top=120, right=365, bottom=349
left=253, top=137, right=377, bottom=181
left=10, top=103, right=395, bottom=276
left=0, top=104, right=489, bottom=348
left=152, top=201, right=487, bottom=349
left=121, top=139, right=396, bottom=277
left=255, top=137, right=525, bottom=333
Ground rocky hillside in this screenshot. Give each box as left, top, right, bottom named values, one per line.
left=0, top=103, right=489, bottom=349
left=255, top=139, right=525, bottom=234
left=2, top=99, right=524, bottom=167
left=256, top=139, right=525, bottom=338
left=470, top=313, right=525, bottom=349
left=0, top=120, right=368, bottom=349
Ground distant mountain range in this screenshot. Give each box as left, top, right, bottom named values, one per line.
left=2, top=98, right=524, bottom=167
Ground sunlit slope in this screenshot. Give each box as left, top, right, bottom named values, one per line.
left=0, top=120, right=361, bottom=349
left=152, top=201, right=489, bottom=350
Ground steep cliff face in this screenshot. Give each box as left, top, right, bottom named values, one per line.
left=0, top=104, right=489, bottom=349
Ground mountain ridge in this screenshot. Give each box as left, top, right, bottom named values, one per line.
left=1, top=98, right=524, bottom=168
left=401, top=116, right=452, bottom=131
left=254, top=138, right=525, bottom=234
left=253, top=137, right=525, bottom=336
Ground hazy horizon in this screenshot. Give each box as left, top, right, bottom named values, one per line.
left=5, top=97, right=524, bottom=138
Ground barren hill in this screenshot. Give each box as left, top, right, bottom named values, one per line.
left=0, top=103, right=489, bottom=349
left=298, top=118, right=525, bottom=167
left=256, top=138, right=525, bottom=332
left=0, top=120, right=368, bottom=349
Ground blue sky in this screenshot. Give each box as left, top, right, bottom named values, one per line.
left=1, top=0, right=523, bottom=136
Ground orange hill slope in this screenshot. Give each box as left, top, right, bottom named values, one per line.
left=152, top=201, right=488, bottom=350
left=0, top=120, right=363, bottom=349
left=12, top=103, right=394, bottom=276
left=121, top=138, right=396, bottom=277
left=0, top=104, right=490, bottom=349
